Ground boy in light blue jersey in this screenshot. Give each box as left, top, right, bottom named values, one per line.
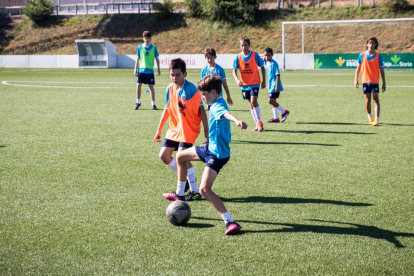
left=174, top=74, right=247, bottom=235
left=134, top=31, right=161, bottom=110
left=201, top=48, right=233, bottom=106
left=232, top=36, right=266, bottom=131
left=263, top=48, right=289, bottom=123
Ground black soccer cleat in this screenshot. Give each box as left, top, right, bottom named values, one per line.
left=134, top=103, right=141, bottom=110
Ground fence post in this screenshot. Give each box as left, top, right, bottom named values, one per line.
left=75, top=4, right=77, bottom=15
left=118, top=4, right=120, bottom=14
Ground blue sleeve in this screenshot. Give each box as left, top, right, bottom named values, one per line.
left=219, top=66, right=226, bottom=79
left=154, top=46, right=159, bottom=58
left=165, top=86, right=170, bottom=108
left=256, top=52, right=264, bottom=67
left=358, top=53, right=363, bottom=65
left=274, top=61, right=280, bottom=76
left=216, top=103, right=228, bottom=120
left=378, top=54, right=384, bottom=67
left=233, top=55, right=239, bottom=70
left=137, top=45, right=141, bottom=57
left=201, top=67, right=206, bottom=79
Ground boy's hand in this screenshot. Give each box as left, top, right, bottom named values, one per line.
left=153, top=133, right=161, bottom=143
left=236, top=120, right=247, bottom=130
left=382, top=84, right=386, bottom=92
left=227, top=96, right=233, bottom=106
left=134, top=70, right=138, bottom=76
left=158, top=68, right=161, bottom=76
left=261, top=80, right=266, bottom=89
left=354, top=80, right=359, bottom=88
left=236, top=80, right=243, bottom=87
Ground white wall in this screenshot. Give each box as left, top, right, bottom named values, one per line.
left=0, top=54, right=314, bottom=70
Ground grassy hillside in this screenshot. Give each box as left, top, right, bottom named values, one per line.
left=3, top=5, right=414, bottom=55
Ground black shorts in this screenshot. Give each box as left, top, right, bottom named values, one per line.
left=195, top=144, right=230, bottom=174
left=363, top=83, right=379, bottom=94
left=269, top=92, right=280, bottom=99
left=137, top=73, right=155, bottom=85
left=242, top=87, right=259, bottom=100
left=162, top=139, right=193, bottom=151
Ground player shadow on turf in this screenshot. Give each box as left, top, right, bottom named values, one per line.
left=192, top=217, right=414, bottom=248
left=246, top=219, right=414, bottom=248
left=220, top=196, right=373, bottom=206
left=264, top=129, right=375, bottom=135
left=232, top=140, right=340, bottom=147
left=184, top=223, right=215, bottom=229
left=297, top=122, right=414, bottom=127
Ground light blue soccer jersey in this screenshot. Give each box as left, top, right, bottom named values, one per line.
left=233, top=51, right=264, bottom=91
left=358, top=51, right=384, bottom=67
left=208, top=97, right=231, bottom=159
left=165, top=79, right=203, bottom=108
left=264, top=59, right=284, bottom=94
left=137, top=44, right=159, bottom=74
left=201, top=64, right=226, bottom=96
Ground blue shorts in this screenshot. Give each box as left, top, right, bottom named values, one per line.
left=195, top=144, right=230, bottom=174
left=363, top=83, right=379, bottom=94
left=242, top=87, right=259, bottom=100
left=137, top=73, right=155, bottom=85
left=162, top=139, right=192, bottom=151
left=269, top=92, right=280, bottom=99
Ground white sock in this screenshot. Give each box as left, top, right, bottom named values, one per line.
left=272, top=107, right=279, bottom=119
left=254, top=106, right=261, bottom=122
left=167, top=158, right=177, bottom=172
left=152, top=101, right=156, bottom=106
left=277, top=105, right=285, bottom=113
left=250, top=109, right=257, bottom=123
left=176, top=181, right=186, bottom=197
left=221, top=212, right=234, bottom=224
left=375, top=117, right=379, bottom=122
left=368, top=114, right=372, bottom=118
left=137, top=99, right=141, bottom=104
left=187, top=167, right=199, bottom=193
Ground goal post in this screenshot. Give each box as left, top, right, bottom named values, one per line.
left=282, top=18, right=414, bottom=71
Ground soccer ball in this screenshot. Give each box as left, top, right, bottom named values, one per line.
left=166, top=200, right=191, bottom=226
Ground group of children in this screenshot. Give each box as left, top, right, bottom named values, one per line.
left=134, top=31, right=386, bottom=235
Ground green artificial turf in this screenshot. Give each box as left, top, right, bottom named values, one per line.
left=1, top=68, right=413, bottom=275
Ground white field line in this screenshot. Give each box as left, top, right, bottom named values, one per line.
left=2, top=80, right=414, bottom=89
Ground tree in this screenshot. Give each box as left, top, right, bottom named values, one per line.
left=23, top=0, right=54, bottom=25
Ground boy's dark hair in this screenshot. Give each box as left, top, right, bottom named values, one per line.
left=169, top=58, right=186, bottom=73
left=264, top=47, right=273, bottom=56
left=366, top=36, right=379, bottom=50
left=197, top=74, right=222, bottom=94
left=240, top=36, right=250, bottom=46
left=143, top=31, right=152, bottom=38
left=204, top=47, right=217, bottom=58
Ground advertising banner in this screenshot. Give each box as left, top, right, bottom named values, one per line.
left=314, top=53, right=414, bottom=69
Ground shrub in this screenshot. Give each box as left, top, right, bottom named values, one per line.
left=23, top=0, right=54, bottom=24
left=203, top=0, right=262, bottom=25
left=388, top=0, right=410, bottom=11
left=184, top=0, right=205, bottom=18
left=154, top=0, right=175, bottom=17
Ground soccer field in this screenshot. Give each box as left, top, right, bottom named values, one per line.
left=1, top=68, right=413, bottom=275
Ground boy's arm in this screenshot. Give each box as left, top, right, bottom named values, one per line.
left=233, top=69, right=243, bottom=87
left=354, top=64, right=361, bottom=88
left=224, top=112, right=247, bottom=130
left=260, top=66, right=266, bottom=89
left=154, top=108, right=169, bottom=143
left=275, top=74, right=280, bottom=93
left=156, top=57, right=161, bottom=76
left=199, top=106, right=209, bottom=141
left=222, top=79, right=233, bottom=105
left=380, top=67, right=386, bottom=92
left=134, top=57, right=139, bottom=76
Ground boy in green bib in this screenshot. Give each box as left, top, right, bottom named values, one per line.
left=134, top=31, right=161, bottom=110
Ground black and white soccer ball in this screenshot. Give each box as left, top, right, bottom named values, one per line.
left=166, top=200, right=191, bottom=226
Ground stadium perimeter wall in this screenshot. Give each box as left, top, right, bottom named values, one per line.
left=0, top=54, right=315, bottom=70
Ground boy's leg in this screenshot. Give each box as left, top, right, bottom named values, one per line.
left=251, top=96, right=263, bottom=132
left=159, top=146, right=176, bottom=165
left=268, top=98, right=280, bottom=123
left=372, top=93, right=380, bottom=126
left=134, top=83, right=142, bottom=110
left=199, top=167, right=242, bottom=235
left=364, top=93, right=374, bottom=124
left=148, top=84, right=157, bottom=109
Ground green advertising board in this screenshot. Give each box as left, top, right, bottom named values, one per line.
left=314, top=53, right=414, bottom=69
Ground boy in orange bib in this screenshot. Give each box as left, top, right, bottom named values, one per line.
left=354, top=36, right=386, bottom=126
